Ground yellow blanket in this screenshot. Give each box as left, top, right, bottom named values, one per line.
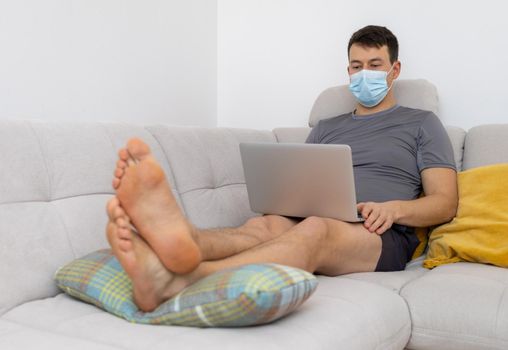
left=423, top=163, right=508, bottom=269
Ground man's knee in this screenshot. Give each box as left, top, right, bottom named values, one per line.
left=261, top=214, right=301, bottom=235
left=296, top=217, right=353, bottom=273
left=299, top=216, right=351, bottom=246
left=244, top=216, right=269, bottom=231
left=300, top=216, right=329, bottom=239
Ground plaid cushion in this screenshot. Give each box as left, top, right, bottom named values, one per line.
left=55, top=249, right=318, bottom=327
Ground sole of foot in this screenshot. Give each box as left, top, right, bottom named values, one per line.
left=106, top=201, right=193, bottom=312
left=114, top=138, right=202, bottom=274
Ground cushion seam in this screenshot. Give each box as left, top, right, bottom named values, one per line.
left=402, top=269, right=508, bottom=284
left=0, top=192, right=114, bottom=207
left=50, top=200, right=78, bottom=258
left=98, top=122, right=119, bottom=156
left=339, top=276, right=399, bottom=292
left=179, top=182, right=246, bottom=196
left=398, top=272, right=429, bottom=295
left=0, top=318, right=26, bottom=337
left=411, top=326, right=508, bottom=346
left=26, top=121, right=52, bottom=201
left=375, top=321, right=411, bottom=350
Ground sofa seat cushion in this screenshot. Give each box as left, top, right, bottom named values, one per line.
left=401, top=262, right=508, bottom=350
left=341, top=255, right=428, bottom=293
left=0, top=319, right=119, bottom=350
left=2, top=276, right=411, bottom=350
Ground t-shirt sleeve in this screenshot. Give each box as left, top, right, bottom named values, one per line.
left=305, top=122, right=321, bottom=144
left=417, top=113, right=456, bottom=172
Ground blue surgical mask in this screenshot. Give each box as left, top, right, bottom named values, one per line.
left=348, top=65, right=394, bottom=107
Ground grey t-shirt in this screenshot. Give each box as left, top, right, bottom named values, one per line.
left=305, top=105, right=456, bottom=203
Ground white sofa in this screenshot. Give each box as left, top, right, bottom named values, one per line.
left=1, top=80, right=507, bottom=349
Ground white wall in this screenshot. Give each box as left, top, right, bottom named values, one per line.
left=3, top=1, right=507, bottom=130
left=218, top=0, right=508, bottom=130
left=0, top=0, right=217, bottom=126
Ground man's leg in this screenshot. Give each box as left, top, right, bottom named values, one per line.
left=107, top=207, right=383, bottom=312
left=194, top=214, right=303, bottom=260
left=107, top=198, right=301, bottom=261
left=109, top=137, right=381, bottom=277
left=194, top=216, right=383, bottom=278
left=110, top=138, right=303, bottom=273
left=106, top=205, right=304, bottom=311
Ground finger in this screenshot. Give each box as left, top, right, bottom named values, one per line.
left=376, top=221, right=392, bottom=235
left=369, top=215, right=385, bottom=232
left=361, top=203, right=374, bottom=220
left=364, top=208, right=379, bottom=228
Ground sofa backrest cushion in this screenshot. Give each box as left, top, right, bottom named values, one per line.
left=146, top=126, right=276, bottom=229
left=462, top=124, right=508, bottom=170
left=0, top=120, right=184, bottom=315
left=1, top=121, right=274, bottom=315
left=308, top=79, right=439, bottom=127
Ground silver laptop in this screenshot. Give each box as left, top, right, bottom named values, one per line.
left=239, top=142, right=364, bottom=222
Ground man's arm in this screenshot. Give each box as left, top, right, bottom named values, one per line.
left=357, top=167, right=458, bottom=234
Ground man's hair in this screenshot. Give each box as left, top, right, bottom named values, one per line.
left=348, top=25, right=399, bottom=64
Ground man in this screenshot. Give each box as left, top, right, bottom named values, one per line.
left=106, top=25, right=458, bottom=312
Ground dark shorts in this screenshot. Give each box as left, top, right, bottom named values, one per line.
left=280, top=215, right=420, bottom=272
left=374, top=224, right=420, bottom=272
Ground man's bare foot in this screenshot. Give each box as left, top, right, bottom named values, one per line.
left=106, top=198, right=191, bottom=311
left=112, top=148, right=135, bottom=189
left=113, top=138, right=202, bottom=274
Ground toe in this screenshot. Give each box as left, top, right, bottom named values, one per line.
left=106, top=221, right=118, bottom=248
left=116, top=159, right=127, bottom=169
left=113, top=205, right=126, bottom=220
left=118, top=238, right=133, bottom=253
left=118, top=226, right=132, bottom=240
left=118, top=148, right=130, bottom=161
left=114, top=168, right=124, bottom=178
left=113, top=178, right=120, bottom=189
left=116, top=217, right=130, bottom=229
left=107, top=197, right=119, bottom=220
left=127, top=138, right=151, bottom=161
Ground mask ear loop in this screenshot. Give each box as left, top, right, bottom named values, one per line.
left=386, top=62, right=397, bottom=91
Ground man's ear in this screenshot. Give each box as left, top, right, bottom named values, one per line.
left=392, top=61, right=401, bottom=80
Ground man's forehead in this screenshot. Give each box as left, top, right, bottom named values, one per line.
left=349, top=44, right=390, bottom=62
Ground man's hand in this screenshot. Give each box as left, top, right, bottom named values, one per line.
left=357, top=201, right=401, bottom=235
